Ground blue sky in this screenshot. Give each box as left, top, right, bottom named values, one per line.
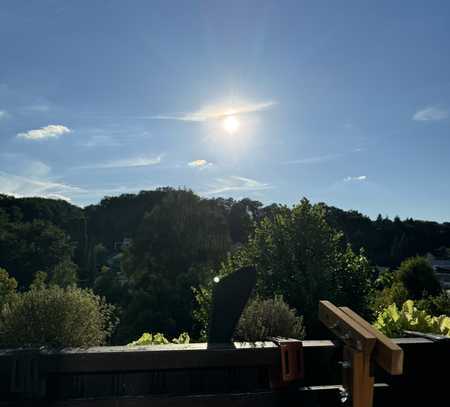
left=1, top=1, right=449, bottom=221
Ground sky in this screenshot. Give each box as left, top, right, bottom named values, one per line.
left=1, top=1, right=450, bottom=222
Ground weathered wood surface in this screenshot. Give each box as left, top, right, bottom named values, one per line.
left=318, top=300, right=376, bottom=354
left=340, top=306, right=404, bottom=375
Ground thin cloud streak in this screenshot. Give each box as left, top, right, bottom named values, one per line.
left=203, top=176, right=272, bottom=195
left=0, top=170, right=162, bottom=206
left=284, top=148, right=365, bottom=165
left=149, top=100, right=277, bottom=122
left=0, top=171, right=85, bottom=202
left=79, top=154, right=163, bottom=169
left=413, top=106, right=448, bottom=121
left=80, top=134, right=122, bottom=148
left=284, top=153, right=342, bottom=165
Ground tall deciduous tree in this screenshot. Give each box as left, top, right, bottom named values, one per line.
left=217, top=198, right=373, bottom=336
left=0, top=219, right=77, bottom=288
left=117, top=190, right=231, bottom=342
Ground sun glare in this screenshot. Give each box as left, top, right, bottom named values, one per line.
left=223, top=115, right=240, bottom=134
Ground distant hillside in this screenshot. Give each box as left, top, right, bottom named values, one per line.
left=321, top=204, right=450, bottom=267
left=1, top=190, right=449, bottom=288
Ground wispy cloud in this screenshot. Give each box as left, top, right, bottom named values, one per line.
left=203, top=176, right=271, bottom=195
left=344, top=175, right=367, bottom=182
left=188, top=159, right=212, bottom=169
left=284, top=148, right=365, bottom=166
left=17, top=124, right=71, bottom=140
left=413, top=106, right=448, bottom=121
left=80, top=154, right=163, bottom=169
left=0, top=110, right=9, bottom=120
left=81, top=134, right=121, bottom=148
left=0, top=171, right=85, bottom=202
left=24, top=104, right=51, bottom=112
left=284, top=153, right=342, bottom=165
left=150, top=100, right=277, bottom=122
left=22, top=160, right=51, bottom=178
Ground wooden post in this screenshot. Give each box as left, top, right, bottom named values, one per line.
left=319, top=301, right=404, bottom=407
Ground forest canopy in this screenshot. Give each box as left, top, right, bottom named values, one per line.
left=0, top=190, right=449, bottom=345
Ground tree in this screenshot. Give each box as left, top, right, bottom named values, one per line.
left=30, top=271, right=48, bottom=290
left=94, top=265, right=130, bottom=307
left=50, top=259, right=78, bottom=288
left=117, top=190, right=232, bottom=342
left=215, top=198, right=373, bottom=336
left=0, top=219, right=76, bottom=288
left=0, top=285, right=116, bottom=348
left=397, top=256, right=441, bottom=299
left=0, top=268, right=17, bottom=308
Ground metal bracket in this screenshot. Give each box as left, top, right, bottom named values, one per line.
left=269, top=338, right=303, bottom=389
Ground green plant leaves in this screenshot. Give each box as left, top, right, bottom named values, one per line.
left=374, top=300, right=450, bottom=337
left=128, top=331, right=190, bottom=346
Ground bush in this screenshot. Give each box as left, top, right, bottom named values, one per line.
left=234, top=296, right=305, bottom=341
left=397, top=257, right=441, bottom=299
left=0, top=286, right=117, bottom=348
left=128, top=332, right=190, bottom=346
left=0, top=268, right=17, bottom=308
left=416, top=292, right=450, bottom=316
left=371, top=257, right=444, bottom=314
left=372, top=281, right=409, bottom=313
left=374, top=300, right=450, bottom=338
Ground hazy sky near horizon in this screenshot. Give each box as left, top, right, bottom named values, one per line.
left=1, top=1, right=450, bottom=221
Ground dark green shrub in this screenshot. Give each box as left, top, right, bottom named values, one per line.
left=0, top=286, right=116, bottom=348
left=372, top=281, right=409, bottom=313
left=234, top=296, right=305, bottom=341
left=397, top=257, right=441, bottom=299
left=0, top=268, right=17, bottom=308
left=416, top=292, right=450, bottom=316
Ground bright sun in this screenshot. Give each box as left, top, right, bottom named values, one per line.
left=223, top=115, right=240, bottom=134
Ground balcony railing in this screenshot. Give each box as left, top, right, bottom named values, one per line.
left=0, top=336, right=448, bottom=407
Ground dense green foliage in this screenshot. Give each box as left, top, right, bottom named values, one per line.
left=370, top=255, right=449, bottom=338
left=235, top=296, right=305, bottom=341
left=115, top=190, right=233, bottom=342
left=0, top=216, right=78, bottom=288
left=213, top=199, right=373, bottom=335
left=0, top=277, right=116, bottom=348
left=372, top=256, right=447, bottom=315
left=1, top=190, right=449, bottom=346
left=374, top=300, right=450, bottom=337
left=0, top=268, right=17, bottom=308
left=323, top=206, right=450, bottom=268
left=416, top=292, right=450, bottom=317
left=397, top=256, right=441, bottom=299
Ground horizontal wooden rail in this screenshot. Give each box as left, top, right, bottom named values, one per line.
left=0, top=338, right=448, bottom=407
